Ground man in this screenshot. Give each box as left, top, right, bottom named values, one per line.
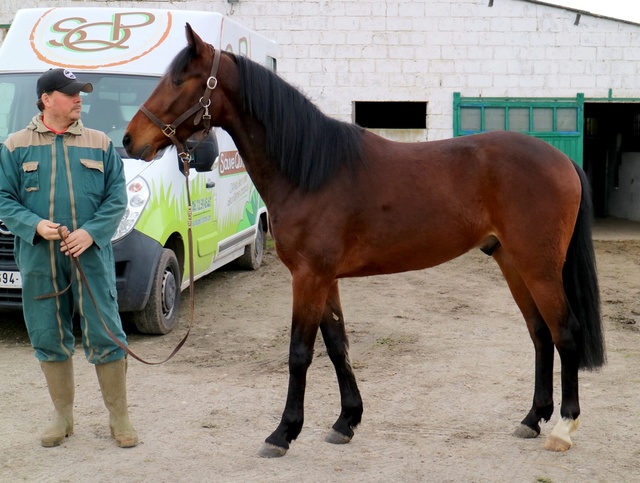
left=0, top=68, right=138, bottom=448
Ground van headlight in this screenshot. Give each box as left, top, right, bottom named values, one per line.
left=112, top=176, right=150, bottom=242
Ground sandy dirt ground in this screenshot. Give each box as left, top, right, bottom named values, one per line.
left=1, top=218, right=639, bottom=482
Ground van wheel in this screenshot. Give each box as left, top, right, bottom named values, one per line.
left=132, top=249, right=181, bottom=335
left=236, top=218, right=266, bottom=270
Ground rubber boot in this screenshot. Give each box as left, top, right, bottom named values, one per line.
left=40, top=358, right=74, bottom=447
left=95, top=358, right=138, bottom=448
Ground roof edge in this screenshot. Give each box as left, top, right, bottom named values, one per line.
left=520, top=0, right=640, bottom=28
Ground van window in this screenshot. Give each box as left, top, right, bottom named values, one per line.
left=0, top=73, right=159, bottom=155
left=0, top=74, right=37, bottom=142
left=0, top=82, right=15, bottom=140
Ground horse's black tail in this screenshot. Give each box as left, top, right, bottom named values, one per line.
left=563, top=163, right=606, bottom=370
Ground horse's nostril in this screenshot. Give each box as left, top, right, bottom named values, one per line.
left=122, top=133, right=131, bottom=150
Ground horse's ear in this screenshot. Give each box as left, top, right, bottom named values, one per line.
left=185, top=23, right=204, bottom=54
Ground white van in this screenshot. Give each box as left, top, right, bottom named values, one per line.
left=0, top=8, right=277, bottom=334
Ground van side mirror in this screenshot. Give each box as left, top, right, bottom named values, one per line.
left=184, top=131, right=219, bottom=173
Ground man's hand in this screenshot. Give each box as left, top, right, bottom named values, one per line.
left=60, top=228, right=94, bottom=258
left=36, top=220, right=69, bottom=241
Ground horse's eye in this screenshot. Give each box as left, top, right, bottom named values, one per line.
left=172, top=77, right=185, bottom=87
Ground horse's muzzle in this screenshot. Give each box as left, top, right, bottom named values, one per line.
left=122, top=133, right=153, bottom=161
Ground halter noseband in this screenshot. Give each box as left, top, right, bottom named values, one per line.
left=139, top=47, right=222, bottom=168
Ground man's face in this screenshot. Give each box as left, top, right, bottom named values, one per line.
left=42, top=90, right=83, bottom=125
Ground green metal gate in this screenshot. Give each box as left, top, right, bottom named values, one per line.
left=453, top=93, right=585, bottom=167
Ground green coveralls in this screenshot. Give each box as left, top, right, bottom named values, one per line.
left=0, top=115, right=128, bottom=364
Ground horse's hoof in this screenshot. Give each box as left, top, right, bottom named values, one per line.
left=544, top=434, right=572, bottom=452
left=513, top=424, right=539, bottom=439
left=544, top=416, right=579, bottom=451
left=259, top=443, right=288, bottom=458
left=325, top=429, right=352, bottom=445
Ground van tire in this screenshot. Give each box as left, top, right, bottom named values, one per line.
left=236, top=218, right=266, bottom=270
left=131, top=249, right=181, bottom=335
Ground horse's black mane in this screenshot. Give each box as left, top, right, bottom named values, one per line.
left=233, top=54, right=365, bottom=192
left=168, top=46, right=364, bottom=191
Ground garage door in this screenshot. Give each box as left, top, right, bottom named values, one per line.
left=453, top=93, right=584, bottom=167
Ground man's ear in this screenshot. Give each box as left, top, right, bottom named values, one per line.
left=41, top=93, right=52, bottom=108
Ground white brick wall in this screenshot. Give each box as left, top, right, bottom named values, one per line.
left=1, top=0, right=639, bottom=140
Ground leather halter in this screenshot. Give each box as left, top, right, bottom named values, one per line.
left=139, top=47, right=222, bottom=166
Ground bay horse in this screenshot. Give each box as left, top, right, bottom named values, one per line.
left=123, top=24, right=605, bottom=458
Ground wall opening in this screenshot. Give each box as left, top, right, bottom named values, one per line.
left=584, top=102, right=640, bottom=219
left=354, top=101, right=426, bottom=129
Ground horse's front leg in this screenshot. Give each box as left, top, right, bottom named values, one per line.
left=259, top=272, right=329, bottom=458
left=319, top=281, right=363, bottom=445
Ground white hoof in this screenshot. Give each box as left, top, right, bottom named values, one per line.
left=544, top=416, right=580, bottom=452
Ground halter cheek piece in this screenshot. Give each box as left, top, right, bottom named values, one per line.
left=139, top=47, right=222, bottom=169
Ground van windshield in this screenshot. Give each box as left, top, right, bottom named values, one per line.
left=0, top=73, right=159, bottom=157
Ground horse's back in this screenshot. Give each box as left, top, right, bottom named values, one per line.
left=365, top=130, right=577, bottom=183
left=362, top=130, right=581, bottom=216
left=444, top=131, right=581, bottom=213
left=334, top=130, right=582, bottom=276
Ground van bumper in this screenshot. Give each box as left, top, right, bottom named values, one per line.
left=113, top=230, right=163, bottom=312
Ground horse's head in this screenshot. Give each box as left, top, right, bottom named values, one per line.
left=123, top=24, right=225, bottom=161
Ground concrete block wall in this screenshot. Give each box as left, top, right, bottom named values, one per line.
left=1, top=0, right=640, bottom=140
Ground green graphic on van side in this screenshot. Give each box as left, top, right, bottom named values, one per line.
left=135, top=178, right=184, bottom=241
left=237, top=187, right=261, bottom=231
left=134, top=175, right=264, bottom=281
left=135, top=176, right=216, bottom=279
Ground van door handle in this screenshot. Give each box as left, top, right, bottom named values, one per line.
left=206, top=181, right=215, bottom=188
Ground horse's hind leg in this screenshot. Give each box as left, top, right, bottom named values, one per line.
left=540, top=301, right=582, bottom=451
left=527, top=279, right=582, bottom=451
left=319, top=281, right=363, bottom=444
left=497, top=247, right=582, bottom=451
left=493, top=249, right=555, bottom=438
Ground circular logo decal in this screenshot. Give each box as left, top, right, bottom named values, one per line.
left=30, top=9, right=172, bottom=70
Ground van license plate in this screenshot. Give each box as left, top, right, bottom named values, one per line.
left=0, top=271, right=21, bottom=288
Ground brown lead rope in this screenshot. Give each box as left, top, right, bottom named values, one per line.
left=36, top=170, right=196, bottom=365
left=88, top=48, right=223, bottom=363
